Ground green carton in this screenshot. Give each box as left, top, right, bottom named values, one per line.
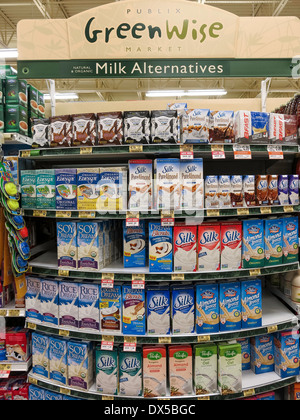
left=0, top=79, right=4, bottom=104
left=20, top=170, right=36, bottom=209
left=194, top=344, right=218, bottom=395
left=0, top=105, right=4, bottom=133
left=5, top=105, right=28, bottom=136
left=36, top=169, right=56, bottom=209
left=38, top=90, right=45, bottom=118
left=5, top=76, right=28, bottom=107
left=28, top=84, right=39, bottom=116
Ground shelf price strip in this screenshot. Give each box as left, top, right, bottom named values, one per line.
left=101, top=336, right=114, bottom=351
left=132, top=274, right=145, bottom=289
left=161, top=211, right=175, bottom=227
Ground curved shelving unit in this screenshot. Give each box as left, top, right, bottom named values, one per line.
left=25, top=293, right=298, bottom=344
left=27, top=371, right=296, bottom=401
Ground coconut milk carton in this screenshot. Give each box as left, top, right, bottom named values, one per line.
left=147, top=286, right=170, bottom=335
left=58, top=281, right=79, bottom=329
left=36, top=169, right=56, bottom=209
left=154, top=158, right=181, bottom=210
left=40, top=279, right=59, bottom=326
left=77, top=222, right=103, bottom=271
left=77, top=168, right=100, bottom=211
left=171, top=285, right=195, bottom=334
left=282, top=216, right=299, bottom=264
left=57, top=221, right=77, bottom=270
left=78, top=283, right=99, bottom=331
left=100, top=285, right=122, bottom=334
left=128, top=160, right=152, bottom=211
left=67, top=340, right=94, bottom=390
left=26, top=276, right=41, bottom=322
left=122, top=285, right=146, bottom=336
left=123, top=220, right=146, bottom=268
left=49, top=337, right=68, bottom=386
left=95, top=347, right=118, bottom=395
left=174, top=225, right=197, bottom=272
left=181, top=159, right=204, bottom=210
left=32, top=332, right=49, bottom=379
left=149, top=222, right=173, bottom=273
left=55, top=168, right=77, bottom=210
left=119, top=348, right=143, bottom=397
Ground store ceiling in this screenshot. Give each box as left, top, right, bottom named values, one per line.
left=0, top=0, right=300, bottom=102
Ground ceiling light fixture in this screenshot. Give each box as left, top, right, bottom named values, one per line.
left=145, top=89, right=227, bottom=98
left=0, top=49, right=18, bottom=59
left=44, top=93, right=79, bottom=101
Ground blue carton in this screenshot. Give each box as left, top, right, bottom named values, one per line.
left=195, top=283, right=219, bottom=334
left=149, top=222, right=173, bottom=272
left=147, top=285, right=170, bottom=335
left=55, top=168, right=77, bottom=210
left=241, top=279, right=262, bottom=329
left=123, top=220, right=146, bottom=268
left=219, top=282, right=241, bottom=332
left=122, top=285, right=146, bottom=335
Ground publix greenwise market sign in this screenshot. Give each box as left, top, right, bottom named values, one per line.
left=17, top=0, right=300, bottom=79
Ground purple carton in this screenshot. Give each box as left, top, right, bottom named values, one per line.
left=288, top=175, right=299, bottom=205
left=278, top=175, right=289, bottom=206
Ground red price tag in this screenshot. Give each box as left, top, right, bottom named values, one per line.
left=0, top=364, right=11, bottom=379
left=101, top=274, right=114, bottom=289
left=123, top=342, right=137, bottom=352
left=132, top=280, right=145, bottom=290
left=161, top=211, right=175, bottom=227
left=180, top=145, right=194, bottom=160
left=101, top=340, right=114, bottom=351
left=211, top=145, right=225, bottom=159
left=126, top=212, right=139, bottom=227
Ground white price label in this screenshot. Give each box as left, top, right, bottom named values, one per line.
left=211, top=145, right=225, bottom=159
left=123, top=342, right=137, bottom=352
left=132, top=280, right=145, bottom=290
left=101, top=274, right=114, bottom=289
left=101, top=340, right=114, bottom=351
left=233, top=144, right=252, bottom=159
left=180, top=145, right=194, bottom=160
left=126, top=212, right=139, bottom=227
left=161, top=211, right=174, bottom=227
left=267, top=145, right=283, bottom=159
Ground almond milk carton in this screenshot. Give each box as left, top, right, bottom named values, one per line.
left=154, top=159, right=181, bottom=210
left=169, top=345, right=193, bottom=397
left=205, top=176, right=219, bottom=209
left=181, top=159, right=204, bottom=210
left=128, top=160, right=153, bottom=211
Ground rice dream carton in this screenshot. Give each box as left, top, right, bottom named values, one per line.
left=123, top=221, right=146, bottom=268
left=149, top=222, right=173, bottom=273
left=40, top=279, right=59, bottom=326
left=26, top=276, right=41, bottom=322
left=196, top=283, right=219, bottom=334
left=242, top=219, right=265, bottom=269
left=78, top=283, right=99, bottom=331
left=241, top=279, right=262, bottom=329
left=58, top=281, right=79, bottom=329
